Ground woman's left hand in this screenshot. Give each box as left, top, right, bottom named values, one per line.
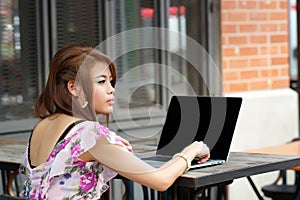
left=119, top=137, right=133, bottom=153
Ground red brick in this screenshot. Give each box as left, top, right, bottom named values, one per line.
left=280, top=1, right=288, bottom=9
left=280, top=45, right=289, bottom=54
left=260, top=24, right=278, bottom=32
left=250, top=35, right=267, bottom=44
left=271, top=57, right=288, bottom=65
left=223, top=24, right=237, bottom=33
left=279, top=23, right=288, bottom=31
left=240, top=24, right=258, bottom=33
left=222, top=36, right=227, bottom=45
left=259, top=1, right=278, bottom=9
left=238, top=1, right=257, bottom=9
left=222, top=47, right=237, bottom=57
left=222, top=60, right=228, bottom=69
left=221, top=0, right=290, bottom=93
left=270, top=35, right=288, bottom=43
left=249, top=12, right=268, bottom=21
left=227, top=12, right=248, bottom=21
left=280, top=68, right=289, bottom=76
left=250, top=80, right=269, bottom=90
left=229, top=82, right=248, bottom=92
left=228, top=59, right=249, bottom=68
left=260, top=46, right=279, bottom=55
left=223, top=83, right=230, bottom=93
left=240, top=47, right=258, bottom=56
left=228, top=36, right=247, bottom=45
left=261, top=69, right=270, bottom=77
left=223, top=71, right=239, bottom=81
left=272, top=78, right=290, bottom=88
left=222, top=1, right=237, bottom=10
left=270, top=69, right=279, bottom=77
left=270, top=12, right=288, bottom=20
left=250, top=58, right=269, bottom=67
left=221, top=13, right=228, bottom=21
left=241, top=70, right=259, bottom=79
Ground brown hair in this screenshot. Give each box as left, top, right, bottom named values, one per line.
left=34, top=43, right=117, bottom=121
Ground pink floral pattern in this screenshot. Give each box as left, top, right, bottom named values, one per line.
left=80, top=171, right=97, bottom=192
left=19, top=121, right=122, bottom=199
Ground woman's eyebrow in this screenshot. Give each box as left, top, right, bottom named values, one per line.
left=95, top=74, right=112, bottom=78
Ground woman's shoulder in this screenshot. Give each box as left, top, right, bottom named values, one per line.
left=75, top=120, right=110, bottom=137
left=34, top=114, right=82, bottom=128
left=74, top=120, right=123, bottom=146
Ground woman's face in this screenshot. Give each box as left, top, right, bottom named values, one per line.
left=91, top=61, right=115, bottom=115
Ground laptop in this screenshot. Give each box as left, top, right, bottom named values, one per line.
left=142, top=95, right=242, bottom=169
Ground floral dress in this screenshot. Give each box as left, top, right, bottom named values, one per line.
left=19, top=121, right=124, bottom=200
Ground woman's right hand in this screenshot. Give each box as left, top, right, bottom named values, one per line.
left=182, top=141, right=210, bottom=163
left=197, top=142, right=210, bottom=163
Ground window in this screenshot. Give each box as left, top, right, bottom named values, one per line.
left=0, top=0, right=221, bottom=134
left=53, top=0, right=101, bottom=50
left=104, top=0, right=159, bottom=121
left=105, top=0, right=222, bottom=123
left=289, top=0, right=298, bottom=88
left=0, top=0, right=39, bottom=134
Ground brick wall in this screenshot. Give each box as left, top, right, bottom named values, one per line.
left=221, top=0, right=290, bottom=93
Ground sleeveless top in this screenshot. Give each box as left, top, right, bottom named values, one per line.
left=19, top=120, right=124, bottom=199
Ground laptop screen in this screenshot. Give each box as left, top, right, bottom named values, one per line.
left=156, top=96, right=242, bottom=160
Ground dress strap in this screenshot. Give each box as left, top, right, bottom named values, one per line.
left=56, top=120, right=85, bottom=145
left=28, top=119, right=85, bottom=168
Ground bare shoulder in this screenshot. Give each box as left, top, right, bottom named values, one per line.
left=34, top=113, right=82, bottom=133
left=29, top=113, right=83, bottom=166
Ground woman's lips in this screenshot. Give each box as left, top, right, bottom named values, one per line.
left=107, top=99, right=115, bottom=105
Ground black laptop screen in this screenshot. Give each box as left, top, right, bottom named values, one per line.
left=156, top=96, right=242, bottom=160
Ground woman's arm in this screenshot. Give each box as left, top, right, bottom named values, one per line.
left=88, top=136, right=209, bottom=191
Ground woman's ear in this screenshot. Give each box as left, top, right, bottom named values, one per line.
left=67, top=80, right=79, bottom=97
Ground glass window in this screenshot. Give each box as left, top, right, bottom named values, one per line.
left=54, top=0, right=101, bottom=50
left=0, top=0, right=38, bottom=124
left=103, top=0, right=222, bottom=123
left=167, top=2, right=190, bottom=96
left=0, top=0, right=221, bottom=134
left=106, top=0, right=160, bottom=121
left=289, top=0, right=298, bottom=88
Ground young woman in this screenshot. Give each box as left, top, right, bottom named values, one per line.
left=19, top=43, right=210, bottom=199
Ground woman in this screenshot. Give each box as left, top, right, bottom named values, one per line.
left=19, top=43, right=210, bottom=199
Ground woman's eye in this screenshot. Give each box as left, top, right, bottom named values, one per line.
left=110, top=80, right=115, bottom=85
left=97, top=80, right=105, bottom=84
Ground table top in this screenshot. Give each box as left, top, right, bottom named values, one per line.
left=176, top=151, right=300, bottom=188
left=245, top=140, right=300, bottom=155
left=1, top=137, right=300, bottom=190
left=0, top=138, right=27, bottom=170
left=245, top=140, right=300, bottom=170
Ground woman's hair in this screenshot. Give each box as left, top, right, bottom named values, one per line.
left=34, top=43, right=116, bottom=121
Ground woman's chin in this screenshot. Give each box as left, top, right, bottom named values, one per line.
left=97, top=109, right=113, bottom=115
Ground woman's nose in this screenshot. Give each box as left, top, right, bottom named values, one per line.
left=107, top=83, right=115, bottom=94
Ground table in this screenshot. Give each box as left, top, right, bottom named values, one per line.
left=0, top=138, right=27, bottom=196
left=1, top=138, right=300, bottom=200
left=170, top=151, right=300, bottom=199
left=0, top=139, right=26, bottom=170
left=243, top=140, right=300, bottom=200
left=245, top=140, right=300, bottom=170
